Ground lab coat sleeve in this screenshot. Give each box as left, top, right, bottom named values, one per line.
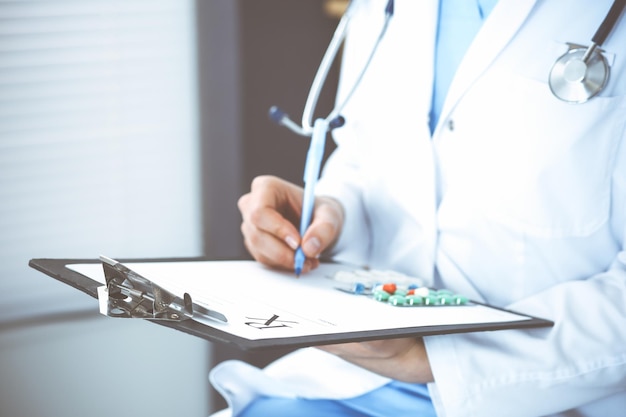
left=424, top=166, right=626, bottom=417
left=313, top=0, right=376, bottom=267
left=315, top=132, right=371, bottom=266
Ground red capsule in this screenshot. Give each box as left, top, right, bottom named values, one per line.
left=382, top=283, right=397, bottom=294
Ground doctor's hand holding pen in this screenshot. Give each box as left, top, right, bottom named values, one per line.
left=237, top=174, right=435, bottom=385
left=238, top=175, right=344, bottom=275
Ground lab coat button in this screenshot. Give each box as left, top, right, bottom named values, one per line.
left=447, top=119, right=455, bottom=131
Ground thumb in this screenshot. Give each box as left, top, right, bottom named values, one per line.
left=301, top=196, right=344, bottom=258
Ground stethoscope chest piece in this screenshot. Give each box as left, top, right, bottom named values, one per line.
left=549, top=44, right=609, bottom=103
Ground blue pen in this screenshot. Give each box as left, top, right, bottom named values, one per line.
left=267, top=0, right=392, bottom=274
left=294, top=118, right=329, bottom=276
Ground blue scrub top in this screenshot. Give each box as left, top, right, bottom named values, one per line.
left=430, top=0, right=499, bottom=134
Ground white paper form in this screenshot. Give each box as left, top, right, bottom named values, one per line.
left=69, top=260, right=535, bottom=344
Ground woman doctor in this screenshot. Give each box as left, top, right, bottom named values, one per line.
left=214, top=0, right=626, bottom=416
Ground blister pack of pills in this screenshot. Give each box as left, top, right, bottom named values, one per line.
left=331, top=269, right=470, bottom=307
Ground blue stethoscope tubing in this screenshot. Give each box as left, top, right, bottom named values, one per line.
left=269, top=0, right=394, bottom=136
left=269, top=0, right=394, bottom=275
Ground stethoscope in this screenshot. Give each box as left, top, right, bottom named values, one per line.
left=271, top=0, right=626, bottom=134
left=269, top=0, right=394, bottom=136
left=549, top=0, right=626, bottom=103
left=267, top=0, right=394, bottom=275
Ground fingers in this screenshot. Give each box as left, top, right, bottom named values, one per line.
left=238, top=176, right=301, bottom=271
left=240, top=209, right=297, bottom=270
left=316, top=338, right=433, bottom=383
left=318, top=338, right=418, bottom=360
left=301, top=196, right=344, bottom=259
left=238, top=175, right=344, bottom=274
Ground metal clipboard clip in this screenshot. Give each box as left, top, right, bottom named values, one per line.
left=96, top=255, right=227, bottom=324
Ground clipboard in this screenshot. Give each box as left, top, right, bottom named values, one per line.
left=29, top=257, right=553, bottom=351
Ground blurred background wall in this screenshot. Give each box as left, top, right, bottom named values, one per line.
left=198, top=0, right=342, bottom=411
left=0, top=1, right=341, bottom=416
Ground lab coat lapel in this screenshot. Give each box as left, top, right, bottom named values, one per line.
left=383, top=0, right=438, bottom=209
left=437, top=0, right=538, bottom=127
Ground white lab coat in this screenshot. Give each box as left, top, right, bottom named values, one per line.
left=210, top=1, right=626, bottom=416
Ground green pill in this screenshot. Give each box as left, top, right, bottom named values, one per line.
left=423, top=295, right=438, bottom=306
left=437, top=294, right=455, bottom=305
left=388, top=295, right=406, bottom=306
left=373, top=290, right=390, bottom=302
left=454, top=295, right=469, bottom=305
left=405, top=295, right=424, bottom=306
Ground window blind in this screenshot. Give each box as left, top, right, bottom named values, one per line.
left=0, top=0, right=202, bottom=323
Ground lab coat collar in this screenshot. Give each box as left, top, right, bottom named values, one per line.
left=436, top=0, right=539, bottom=133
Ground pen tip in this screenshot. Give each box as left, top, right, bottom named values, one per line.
left=294, top=247, right=305, bottom=278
